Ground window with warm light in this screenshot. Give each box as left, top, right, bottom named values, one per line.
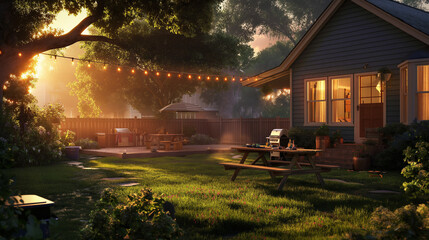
left=331, top=77, right=351, bottom=123
left=417, top=65, right=429, bottom=120
left=306, top=79, right=326, bottom=123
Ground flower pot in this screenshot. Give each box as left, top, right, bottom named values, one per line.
left=353, top=156, right=371, bottom=171
left=315, top=136, right=330, bottom=150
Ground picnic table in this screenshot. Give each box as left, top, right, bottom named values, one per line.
left=220, top=147, right=339, bottom=191
left=148, top=133, right=184, bottom=150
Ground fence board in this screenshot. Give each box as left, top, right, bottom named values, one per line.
left=61, top=117, right=290, bottom=145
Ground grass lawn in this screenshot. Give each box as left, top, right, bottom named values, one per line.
left=4, top=152, right=407, bottom=239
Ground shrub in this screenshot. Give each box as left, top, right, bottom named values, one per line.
left=81, top=188, right=182, bottom=240
left=401, top=141, right=429, bottom=200
left=369, top=204, right=429, bottom=239
left=61, top=130, right=76, bottom=146
left=374, top=121, right=429, bottom=170
left=74, top=138, right=99, bottom=149
left=189, top=134, right=217, bottom=145
left=0, top=103, right=65, bottom=167
left=288, top=127, right=315, bottom=149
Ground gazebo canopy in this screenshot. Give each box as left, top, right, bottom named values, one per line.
left=159, top=102, right=205, bottom=112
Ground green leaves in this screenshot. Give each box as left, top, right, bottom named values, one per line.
left=401, top=141, right=429, bottom=199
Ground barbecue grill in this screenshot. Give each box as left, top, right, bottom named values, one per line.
left=268, top=129, right=288, bottom=147
left=267, top=129, right=289, bottom=160
left=114, top=128, right=133, bottom=147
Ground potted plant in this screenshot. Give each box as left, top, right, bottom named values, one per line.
left=315, top=124, right=330, bottom=150
left=353, top=142, right=374, bottom=171
left=330, top=130, right=343, bottom=147
left=377, top=67, right=392, bottom=82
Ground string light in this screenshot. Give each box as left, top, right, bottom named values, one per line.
left=18, top=52, right=22, bottom=57
left=0, top=50, right=2, bottom=55
left=28, top=52, right=247, bottom=82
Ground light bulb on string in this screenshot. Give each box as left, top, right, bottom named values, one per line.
left=156, top=72, right=160, bottom=76
left=54, top=55, right=57, bottom=62
left=198, top=76, right=201, bottom=80
left=240, top=78, right=243, bottom=82
left=131, top=69, right=135, bottom=74
left=207, top=76, right=210, bottom=80
left=178, top=74, right=181, bottom=78
left=117, top=67, right=121, bottom=72
left=188, top=75, right=192, bottom=79
left=232, top=77, right=235, bottom=82
left=87, top=61, right=91, bottom=68
left=167, top=73, right=171, bottom=77
left=103, top=64, right=107, bottom=70
left=0, top=50, right=2, bottom=55
left=215, top=77, right=219, bottom=81
left=71, top=58, right=75, bottom=65
left=18, top=52, right=22, bottom=57
left=144, top=70, right=148, bottom=75
left=224, top=77, right=228, bottom=81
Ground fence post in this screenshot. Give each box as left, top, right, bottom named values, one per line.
left=181, top=118, right=184, bottom=135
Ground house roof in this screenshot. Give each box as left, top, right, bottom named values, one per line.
left=159, top=102, right=205, bottom=112
left=242, top=0, right=429, bottom=87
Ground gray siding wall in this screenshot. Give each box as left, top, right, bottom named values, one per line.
left=291, top=0, right=429, bottom=141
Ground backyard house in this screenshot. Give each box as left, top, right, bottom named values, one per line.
left=243, top=0, right=429, bottom=143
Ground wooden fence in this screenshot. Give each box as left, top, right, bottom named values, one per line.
left=61, top=117, right=290, bottom=145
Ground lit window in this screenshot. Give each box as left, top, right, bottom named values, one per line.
left=331, top=77, right=351, bottom=123
left=306, top=80, right=326, bottom=123
left=417, top=65, right=429, bottom=120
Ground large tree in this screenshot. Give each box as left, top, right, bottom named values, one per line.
left=0, top=0, right=221, bottom=105
left=70, top=20, right=251, bottom=117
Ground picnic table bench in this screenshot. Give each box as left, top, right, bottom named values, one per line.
left=220, top=147, right=339, bottom=191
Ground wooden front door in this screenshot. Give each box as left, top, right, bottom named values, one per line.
left=359, top=75, right=383, bottom=138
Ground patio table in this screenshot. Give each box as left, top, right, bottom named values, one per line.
left=148, top=134, right=184, bottom=149
left=220, top=147, right=338, bottom=190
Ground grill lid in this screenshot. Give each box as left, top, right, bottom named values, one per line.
left=269, top=129, right=287, bottom=138
left=114, top=128, right=132, bottom=134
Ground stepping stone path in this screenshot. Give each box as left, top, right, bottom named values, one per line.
left=66, top=161, right=99, bottom=170
left=369, top=190, right=400, bottom=194
left=325, top=178, right=363, bottom=185
left=232, top=155, right=242, bottom=159
left=118, top=182, right=140, bottom=187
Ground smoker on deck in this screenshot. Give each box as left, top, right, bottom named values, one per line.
left=267, top=129, right=289, bottom=160
left=114, top=128, right=134, bottom=147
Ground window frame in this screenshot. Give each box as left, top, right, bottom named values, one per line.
left=417, top=64, right=429, bottom=121
left=398, top=58, right=429, bottom=123
left=304, top=77, right=327, bottom=126
left=328, top=75, right=354, bottom=126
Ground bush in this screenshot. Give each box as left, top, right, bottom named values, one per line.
left=189, top=134, right=217, bottom=145
left=74, top=138, right=99, bottom=149
left=288, top=127, right=315, bottom=149
left=61, top=130, right=76, bottom=146
left=402, top=141, right=429, bottom=200
left=0, top=103, right=65, bottom=167
left=81, top=188, right=182, bottom=240
left=369, top=204, right=429, bottom=239
left=374, top=121, right=429, bottom=170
